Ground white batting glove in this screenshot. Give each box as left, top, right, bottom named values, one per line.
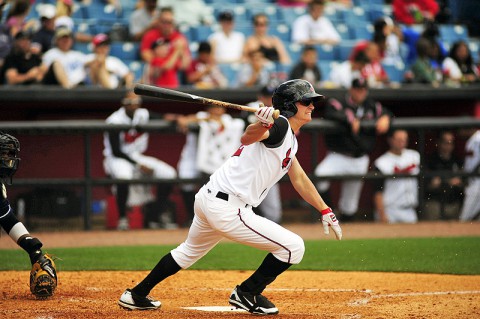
left=255, top=106, right=275, bottom=129
left=321, top=208, right=342, bottom=240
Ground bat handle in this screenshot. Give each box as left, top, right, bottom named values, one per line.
left=272, top=109, right=280, bottom=119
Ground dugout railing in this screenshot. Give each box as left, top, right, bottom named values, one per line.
left=2, top=117, right=480, bottom=230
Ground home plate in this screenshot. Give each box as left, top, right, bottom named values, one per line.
left=183, top=306, right=247, bottom=312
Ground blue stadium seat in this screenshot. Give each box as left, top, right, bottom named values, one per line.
left=270, top=24, right=291, bottom=43
left=247, top=4, right=282, bottom=24
left=335, top=23, right=351, bottom=40
left=84, top=2, right=123, bottom=21
left=278, top=7, right=306, bottom=24
left=368, top=4, right=392, bottom=23
left=73, top=42, right=92, bottom=54
left=468, top=41, right=479, bottom=63
left=349, top=23, right=373, bottom=40
left=337, top=40, right=358, bottom=60
left=340, top=7, right=369, bottom=24
left=286, top=43, right=303, bottom=64
left=110, top=42, right=140, bottom=61
left=218, top=63, right=241, bottom=87
left=439, top=24, right=469, bottom=43
left=127, top=61, right=145, bottom=82
left=314, top=44, right=337, bottom=61
left=317, top=61, right=334, bottom=81
left=190, top=25, right=214, bottom=42
left=382, top=62, right=406, bottom=83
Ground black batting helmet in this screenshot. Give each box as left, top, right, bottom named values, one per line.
left=272, top=79, right=324, bottom=118
left=0, top=132, right=20, bottom=184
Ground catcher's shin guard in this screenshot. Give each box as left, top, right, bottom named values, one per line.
left=30, top=253, right=57, bottom=299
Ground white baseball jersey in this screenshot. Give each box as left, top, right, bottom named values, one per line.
left=374, top=149, right=420, bottom=223
left=460, top=130, right=480, bottom=221
left=103, top=107, right=149, bottom=159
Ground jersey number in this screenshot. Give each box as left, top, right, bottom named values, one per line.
left=282, top=148, right=292, bottom=169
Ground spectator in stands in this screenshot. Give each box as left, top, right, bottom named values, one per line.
left=144, top=36, right=189, bottom=88
left=171, top=105, right=244, bottom=226
left=315, top=78, right=392, bottom=222
left=277, top=0, right=311, bottom=7
left=245, top=85, right=283, bottom=223
left=373, top=129, right=420, bottom=224
left=236, top=49, right=273, bottom=88
left=392, top=0, right=439, bottom=25
left=55, top=0, right=93, bottom=43
left=243, top=13, right=291, bottom=65
left=140, top=7, right=191, bottom=66
left=459, top=129, right=480, bottom=222
left=208, top=11, right=245, bottom=64
left=329, top=50, right=370, bottom=88
left=103, top=90, right=178, bottom=230
left=41, top=27, right=87, bottom=89
left=129, top=0, right=160, bottom=42
left=356, top=42, right=389, bottom=88
left=85, top=33, right=134, bottom=89
left=160, top=0, right=214, bottom=27
left=424, top=131, right=463, bottom=220
left=0, top=0, right=32, bottom=67
left=31, top=4, right=56, bottom=55
left=291, top=0, right=341, bottom=46
left=442, top=40, right=479, bottom=85
left=0, top=31, right=44, bottom=85
left=402, top=20, right=447, bottom=66
left=408, top=37, right=442, bottom=85
left=288, top=45, right=321, bottom=87
left=186, top=41, right=228, bottom=89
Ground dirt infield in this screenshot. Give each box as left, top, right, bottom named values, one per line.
left=1, top=221, right=479, bottom=319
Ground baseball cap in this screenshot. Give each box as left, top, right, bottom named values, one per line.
left=14, top=31, right=32, bottom=40
left=55, top=27, right=73, bottom=39
left=151, top=37, right=169, bottom=49
left=218, top=11, right=234, bottom=21
left=260, top=85, right=275, bottom=96
left=92, top=33, right=110, bottom=47
left=37, top=4, right=56, bottom=19
left=351, top=78, right=368, bottom=89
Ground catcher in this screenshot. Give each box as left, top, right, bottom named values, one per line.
left=0, top=131, right=57, bottom=299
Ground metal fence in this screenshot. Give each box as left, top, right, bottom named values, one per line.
left=2, top=116, right=480, bottom=230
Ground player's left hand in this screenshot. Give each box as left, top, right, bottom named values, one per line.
left=321, top=208, right=342, bottom=240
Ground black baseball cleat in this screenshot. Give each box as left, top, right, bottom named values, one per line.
left=118, top=289, right=161, bottom=310
left=229, top=285, right=279, bottom=315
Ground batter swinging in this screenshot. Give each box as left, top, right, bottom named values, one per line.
left=118, top=79, right=342, bottom=315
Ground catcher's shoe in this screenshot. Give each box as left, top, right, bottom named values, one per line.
left=118, top=289, right=161, bottom=310
left=229, top=285, right=279, bottom=315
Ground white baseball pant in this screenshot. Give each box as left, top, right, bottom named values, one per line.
left=314, top=152, right=369, bottom=216
left=460, top=178, right=480, bottom=221
left=171, top=183, right=305, bottom=269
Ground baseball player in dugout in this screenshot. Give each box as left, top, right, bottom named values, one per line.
left=103, top=90, right=177, bottom=230
left=0, top=132, right=57, bottom=299
left=118, top=79, right=342, bottom=315
left=314, top=77, right=392, bottom=222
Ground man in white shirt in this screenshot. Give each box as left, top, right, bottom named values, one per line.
left=129, top=0, right=160, bottom=42
left=208, top=11, right=245, bottom=64
left=160, top=0, right=214, bottom=27
left=41, top=28, right=87, bottom=89
left=329, top=50, right=370, bottom=88
left=291, top=0, right=341, bottom=46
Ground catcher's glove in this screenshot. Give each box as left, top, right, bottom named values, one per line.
left=30, top=253, right=57, bottom=299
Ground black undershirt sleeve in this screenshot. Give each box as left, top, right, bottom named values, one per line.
left=108, top=132, right=137, bottom=164
left=262, top=117, right=290, bottom=148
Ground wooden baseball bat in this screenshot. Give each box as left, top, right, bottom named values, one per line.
left=134, top=84, right=280, bottom=119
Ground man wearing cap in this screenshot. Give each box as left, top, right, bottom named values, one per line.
left=208, top=11, right=245, bottom=64
left=41, top=27, right=87, bottom=89
left=85, top=33, right=134, bottom=89
left=314, top=77, right=392, bottom=222
left=0, top=31, right=44, bottom=85
left=31, top=3, right=56, bottom=54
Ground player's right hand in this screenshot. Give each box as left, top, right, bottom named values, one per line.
left=255, top=106, right=275, bottom=129
left=321, top=208, right=342, bottom=240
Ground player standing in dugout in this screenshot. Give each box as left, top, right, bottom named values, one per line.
left=118, top=79, right=342, bottom=315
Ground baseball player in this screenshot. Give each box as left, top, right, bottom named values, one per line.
left=245, top=85, right=283, bottom=223
left=103, top=90, right=177, bottom=230
left=118, top=79, right=342, bottom=315
left=0, top=131, right=57, bottom=298
left=460, top=129, right=480, bottom=221
left=373, top=129, right=420, bottom=223
left=314, top=78, right=392, bottom=222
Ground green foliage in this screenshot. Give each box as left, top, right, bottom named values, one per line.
left=1, top=237, right=478, bottom=275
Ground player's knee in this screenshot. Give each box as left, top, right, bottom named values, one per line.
left=288, top=235, right=305, bottom=265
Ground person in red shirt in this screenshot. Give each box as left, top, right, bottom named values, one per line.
left=140, top=7, right=191, bottom=65
left=392, top=0, right=439, bottom=25
left=145, top=37, right=188, bottom=88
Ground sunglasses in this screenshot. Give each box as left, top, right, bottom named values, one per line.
left=297, top=98, right=314, bottom=106
left=160, top=20, right=174, bottom=25
left=254, top=21, right=269, bottom=26
left=122, top=98, right=142, bottom=106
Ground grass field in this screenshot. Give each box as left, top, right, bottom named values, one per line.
left=2, top=237, right=479, bottom=275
